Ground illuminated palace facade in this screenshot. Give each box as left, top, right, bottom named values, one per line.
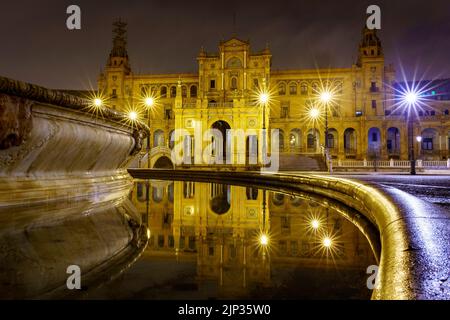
left=98, top=21, right=450, bottom=169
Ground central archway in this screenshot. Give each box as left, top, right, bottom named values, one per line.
left=211, top=120, right=231, bottom=163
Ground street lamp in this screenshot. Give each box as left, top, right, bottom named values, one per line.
left=143, top=96, right=155, bottom=168
left=402, top=90, right=419, bottom=175
left=258, top=83, right=271, bottom=167
left=319, top=90, right=333, bottom=174
left=93, top=98, right=103, bottom=107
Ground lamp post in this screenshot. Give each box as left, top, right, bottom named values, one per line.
left=403, top=92, right=418, bottom=175
left=144, top=97, right=155, bottom=169
left=319, top=91, right=333, bottom=174
left=258, top=83, right=270, bottom=167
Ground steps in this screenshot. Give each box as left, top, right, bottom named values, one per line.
left=278, top=153, right=327, bottom=171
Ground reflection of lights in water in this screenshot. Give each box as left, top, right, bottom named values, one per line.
left=311, top=219, right=320, bottom=230
left=259, top=233, right=269, bottom=246
left=322, top=236, right=332, bottom=248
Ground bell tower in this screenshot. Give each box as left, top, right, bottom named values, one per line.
left=98, top=19, right=131, bottom=111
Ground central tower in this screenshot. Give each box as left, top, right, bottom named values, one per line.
left=172, top=38, right=272, bottom=168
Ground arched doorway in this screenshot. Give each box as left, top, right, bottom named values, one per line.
left=368, top=127, right=381, bottom=159
left=278, top=129, right=285, bottom=152
left=387, top=127, right=400, bottom=158
left=344, top=128, right=357, bottom=158
left=153, top=156, right=174, bottom=169
left=210, top=184, right=231, bottom=214
left=306, top=128, right=319, bottom=152
left=153, top=129, right=165, bottom=147
left=211, top=120, right=231, bottom=163
left=289, top=128, right=301, bottom=152
left=327, top=128, right=338, bottom=156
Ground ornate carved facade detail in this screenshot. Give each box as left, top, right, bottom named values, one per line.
left=0, top=94, right=33, bottom=149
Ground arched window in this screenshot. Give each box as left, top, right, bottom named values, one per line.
left=170, top=86, right=177, bottom=98
left=289, top=83, right=297, bottom=95
left=182, top=86, right=187, bottom=97
left=278, top=83, right=286, bottom=95
left=190, top=85, right=197, bottom=97
left=152, top=187, right=163, bottom=203
left=160, top=86, right=167, bottom=98
left=300, top=83, right=308, bottom=95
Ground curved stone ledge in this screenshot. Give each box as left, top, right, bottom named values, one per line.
left=129, top=169, right=450, bottom=300
left=0, top=78, right=149, bottom=299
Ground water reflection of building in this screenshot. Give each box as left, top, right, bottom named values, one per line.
left=130, top=181, right=375, bottom=297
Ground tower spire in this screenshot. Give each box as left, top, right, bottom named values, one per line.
left=107, top=19, right=130, bottom=71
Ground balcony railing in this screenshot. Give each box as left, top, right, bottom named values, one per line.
left=208, top=102, right=234, bottom=108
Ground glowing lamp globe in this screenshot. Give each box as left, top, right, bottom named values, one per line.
left=93, top=98, right=103, bottom=107
left=309, top=108, right=320, bottom=119
left=144, top=97, right=155, bottom=107
left=320, top=91, right=332, bottom=103
left=259, top=93, right=269, bottom=104
left=405, top=92, right=418, bottom=105
left=128, top=111, right=138, bottom=121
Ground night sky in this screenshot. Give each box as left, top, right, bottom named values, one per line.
left=1, top=0, right=450, bottom=89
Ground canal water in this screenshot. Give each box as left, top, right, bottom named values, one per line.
left=84, top=180, right=378, bottom=300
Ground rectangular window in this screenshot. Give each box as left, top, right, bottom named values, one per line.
left=208, top=246, right=214, bottom=256
left=168, top=235, right=175, bottom=248
left=422, top=138, right=433, bottom=150
left=291, top=241, right=298, bottom=256
left=281, top=216, right=290, bottom=234
left=372, top=100, right=377, bottom=108
left=210, top=79, right=216, bottom=89
left=372, top=132, right=378, bottom=142
left=179, top=236, right=185, bottom=249
left=188, top=236, right=196, bottom=250
left=281, top=106, right=289, bottom=118
left=370, top=82, right=378, bottom=92
left=112, top=89, right=117, bottom=97
left=253, top=79, right=259, bottom=88
left=158, top=235, right=164, bottom=248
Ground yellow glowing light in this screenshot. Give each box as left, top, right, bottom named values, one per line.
left=128, top=111, right=138, bottom=121
left=259, top=234, right=269, bottom=246
left=311, top=219, right=320, bottom=230
left=320, top=91, right=333, bottom=104
left=93, top=98, right=103, bottom=107
left=322, top=237, right=333, bottom=248
left=144, top=97, right=155, bottom=107
left=259, top=93, right=270, bottom=104
left=309, top=108, right=320, bottom=119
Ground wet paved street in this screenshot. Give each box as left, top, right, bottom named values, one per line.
left=336, top=174, right=450, bottom=209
